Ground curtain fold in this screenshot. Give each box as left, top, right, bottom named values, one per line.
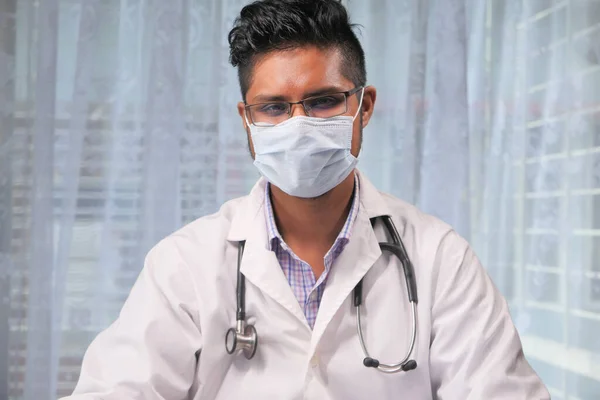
left=0, top=1, right=16, bottom=398
left=1, top=0, right=599, bottom=398
left=24, top=0, right=59, bottom=398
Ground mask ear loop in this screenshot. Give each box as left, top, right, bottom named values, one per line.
left=352, top=87, right=366, bottom=122
left=353, top=88, right=366, bottom=158
left=244, top=109, right=251, bottom=128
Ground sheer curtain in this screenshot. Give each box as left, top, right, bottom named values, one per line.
left=0, top=0, right=598, bottom=398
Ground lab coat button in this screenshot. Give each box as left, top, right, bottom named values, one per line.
left=310, top=354, right=319, bottom=367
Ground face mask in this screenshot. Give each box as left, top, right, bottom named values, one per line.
left=247, top=91, right=364, bottom=198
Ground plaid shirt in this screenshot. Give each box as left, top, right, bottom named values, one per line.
left=264, top=174, right=360, bottom=329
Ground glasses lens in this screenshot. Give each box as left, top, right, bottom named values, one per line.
left=304, top=93, right=347, bottom=118
left=248, top=103, right=290, bottom=126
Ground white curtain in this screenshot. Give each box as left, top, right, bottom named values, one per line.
left=0, top=0, right=599, bottom=398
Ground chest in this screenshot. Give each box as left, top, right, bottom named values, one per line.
left=190, top=249, right=435, bottom=399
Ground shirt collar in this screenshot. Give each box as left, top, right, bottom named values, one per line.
left=264, top=174, right=361, bottom=250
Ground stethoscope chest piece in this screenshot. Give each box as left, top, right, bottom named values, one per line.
left=225, top=240, right=258, bottom=360
left=225, top=320, right=258, bottom=360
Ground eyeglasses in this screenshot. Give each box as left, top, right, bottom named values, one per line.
left=245, top=87, right=364, bottom=126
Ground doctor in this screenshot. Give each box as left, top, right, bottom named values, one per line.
left=65, top=0, right=550, bottom=399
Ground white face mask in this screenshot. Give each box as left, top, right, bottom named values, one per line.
left=246, top=91, right=364, bottom=198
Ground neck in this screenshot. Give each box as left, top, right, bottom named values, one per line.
left=270, top=172, right=356, bottom=250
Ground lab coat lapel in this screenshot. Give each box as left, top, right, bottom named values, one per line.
left=227, top=178, right=309, bottom=328
left=239, top=235, right=309, bottom=328
left=309, top=173, right=387, bottom=355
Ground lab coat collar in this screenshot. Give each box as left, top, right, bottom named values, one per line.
left=226, top=170, right=391, bottom=242
left=225, top=170, right=392, bottom=336
left=355, top=169, right=391, bottom=219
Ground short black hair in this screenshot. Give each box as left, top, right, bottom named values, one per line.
left=228, top=0, right=366, bottom=100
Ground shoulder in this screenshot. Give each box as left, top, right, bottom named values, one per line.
left=175, top=195, right=247, bottom=243
left=376, top=191, right=474, bottom=294
left=146, top=195, right=248, bottom=269
left=357, top=170, right=468, bottom=261
left=378, top=191, right=459, bottom=245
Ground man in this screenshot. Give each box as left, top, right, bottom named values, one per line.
left=64, top=0, right=550, bottom=399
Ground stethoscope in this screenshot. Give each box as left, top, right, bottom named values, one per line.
left=225, top=215, right=419, bottom=373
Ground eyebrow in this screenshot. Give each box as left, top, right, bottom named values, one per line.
left=250, top=85, right=348, bottom=103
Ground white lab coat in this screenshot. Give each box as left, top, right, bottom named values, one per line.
left=63, top=171, right=549, bottom=400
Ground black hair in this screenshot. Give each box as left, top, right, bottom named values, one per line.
left=228, top=0, right=366, bottom=100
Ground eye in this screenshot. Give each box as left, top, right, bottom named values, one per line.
left=306, top=95, right=344, bottom=110
left=257, top=103, right=289, bottom=116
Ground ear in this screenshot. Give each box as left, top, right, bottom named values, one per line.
left=237, top=102, right=248, bottom=129
left=360, top=86, right=377, bottom=128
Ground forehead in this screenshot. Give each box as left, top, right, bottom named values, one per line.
left=246, top=46, right=352, bottom=102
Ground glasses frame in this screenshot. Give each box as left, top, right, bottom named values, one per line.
left=244, top=86, right=364, bottom=126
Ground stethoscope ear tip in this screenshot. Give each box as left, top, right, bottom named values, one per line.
left=363, top=357, right=418, bottom=372
left=402, top=360, right=417, bottom=371
left=363, top=357, right=380, bottom=368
